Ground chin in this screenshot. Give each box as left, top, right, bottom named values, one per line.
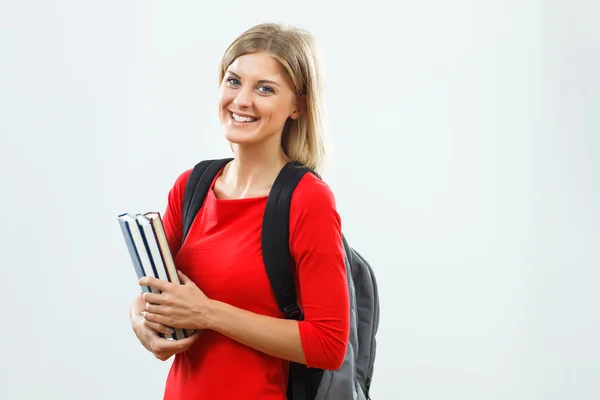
left=223, top=128, right=262, bottom=146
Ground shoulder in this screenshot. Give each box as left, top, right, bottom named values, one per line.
left=166, top=167, right=193, bottom=207
left=290, top=172, right=337, bottom=214
left=288, top=171, right=343, bottom=260
left=172, top=168, right=193, bottom=190
left=289, top=172, right=340, bottom=236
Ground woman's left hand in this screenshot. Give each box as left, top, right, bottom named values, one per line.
left=139, top=271, right=212, bottom=331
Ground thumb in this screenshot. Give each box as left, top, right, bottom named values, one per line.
left=177, top=270, right=194, bottom=286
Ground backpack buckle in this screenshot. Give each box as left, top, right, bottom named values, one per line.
left=284, top=303, right=303, bottom=320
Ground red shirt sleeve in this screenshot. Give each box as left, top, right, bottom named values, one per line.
left=161, top=168, right=192, bottom=259
left=289, top=175, right=350, bottom=370
left=161, top=168, right=350, bottom=370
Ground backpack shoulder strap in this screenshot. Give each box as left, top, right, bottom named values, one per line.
left=182, top=158, right=233, bottom=244
left=261, top=161, right=315, bottom=320
left=262, top=161, right=317, bottom=400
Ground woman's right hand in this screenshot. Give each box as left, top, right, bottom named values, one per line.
left=130, top=294, right=199, bottom=361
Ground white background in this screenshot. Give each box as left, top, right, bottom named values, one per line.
left=1, top=1, right=598, bottom=399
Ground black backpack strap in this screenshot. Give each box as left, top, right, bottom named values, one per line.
left=262, top=161, right=313, bottom=320
left=182, top=158, right=233, bottom=244
left=262, top=161, right=317, bottom=400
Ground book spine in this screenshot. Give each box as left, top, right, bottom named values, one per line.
left=118, top=216, right=151, bottom=293
left=135, top=217, right=169, bottom=340
left=147, top=213, right=195, bottom=339
left=139, top=217, right=185, bottom=340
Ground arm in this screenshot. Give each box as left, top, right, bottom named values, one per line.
left=130, top=292, right=200, bottom=361
left=206, top=300, right=307, bottom=365
left=289, top=178, right=350, bottom=370
left=205, top=177, right=349, bottom=369
left=141, top=174, right=349, bottom=370
left=128, top=168, right=200, bottom=360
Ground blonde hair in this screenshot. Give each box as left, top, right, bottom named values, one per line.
left=219, top=23, right=330, bottom=175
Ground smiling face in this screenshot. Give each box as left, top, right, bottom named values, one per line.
left=218, top=51, right=302, bottom=148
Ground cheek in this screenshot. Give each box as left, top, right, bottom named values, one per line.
left=218, top=84, right=237, bottom=105
left=218, top=93, right=232, bottom=120
left=218, top=89, right=229, bottom=108
left=259, top=101, right=291, bottom=123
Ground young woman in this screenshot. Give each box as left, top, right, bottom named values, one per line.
left=129, top=23, right=350, bottom=399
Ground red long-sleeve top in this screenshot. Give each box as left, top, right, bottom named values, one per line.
left=160, top=165, right=350, bottom=400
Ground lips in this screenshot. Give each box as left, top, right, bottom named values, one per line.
left=229, top=110, right=257, bottom=119
left=229, top=111, right=259, bottom=123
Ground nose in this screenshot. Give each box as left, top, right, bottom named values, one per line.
left=233, top=86, right=253, bottom=109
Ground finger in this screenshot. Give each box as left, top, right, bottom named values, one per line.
left=139, top=276, right=172, bottom=292
left=152, top=332, right=200, bottom=362
left=142, top=291, right=166, bottom=305
left=145, top=303, right=169, bottom=316
left=159, top=331, right=200, bottom=352
left=177, top=270, right=190, bottom=284
left=150, top=339, right=176, bottom=361
left=142, top=311, right=174, bottom=327
left=143, top=318, right=174, bottom=336
left=178, top=270, right=199, bottom=289
left=181, top=331, right=200, bottom=345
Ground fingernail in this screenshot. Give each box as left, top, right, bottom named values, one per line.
left=166, top=327, right=174, bottom=334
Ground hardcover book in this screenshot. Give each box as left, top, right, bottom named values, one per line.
left=118, top=212, right=194, bottom=340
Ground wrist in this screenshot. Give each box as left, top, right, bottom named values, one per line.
left=131, top=312, right=144, bottom=336
left=202, top=299, right=222, bottom=331
left=129, top=297, right=145, bottom=330
left=130, top=294, right=145, bottom=315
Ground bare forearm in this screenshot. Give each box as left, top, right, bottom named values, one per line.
left=206, top=300, right=307, bottom=365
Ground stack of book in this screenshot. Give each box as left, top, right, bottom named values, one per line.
left=118, top=211, right=194, bottom=341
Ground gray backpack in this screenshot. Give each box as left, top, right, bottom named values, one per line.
left=182, top=158, right=380, bottom=400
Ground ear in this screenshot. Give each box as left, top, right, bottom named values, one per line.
left=289, top=95, right=306, bottom=120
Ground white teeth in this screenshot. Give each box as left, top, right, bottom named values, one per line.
left=231, top=112, right=257, bottom=123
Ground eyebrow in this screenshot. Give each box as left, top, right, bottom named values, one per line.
left=226, top=70, right=281, bottom=87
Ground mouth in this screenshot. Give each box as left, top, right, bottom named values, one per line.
left=229, top=111, right=259, bottom=124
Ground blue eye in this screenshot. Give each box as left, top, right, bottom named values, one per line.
left=226, top=77, right=274, bottom=94
left=258, top=86, right=274, bottom=94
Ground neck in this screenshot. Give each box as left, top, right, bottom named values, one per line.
left=225, top=138, right=290, bottom=194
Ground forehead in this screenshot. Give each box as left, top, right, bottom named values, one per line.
left=226, top=52, right=288, bottom=82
